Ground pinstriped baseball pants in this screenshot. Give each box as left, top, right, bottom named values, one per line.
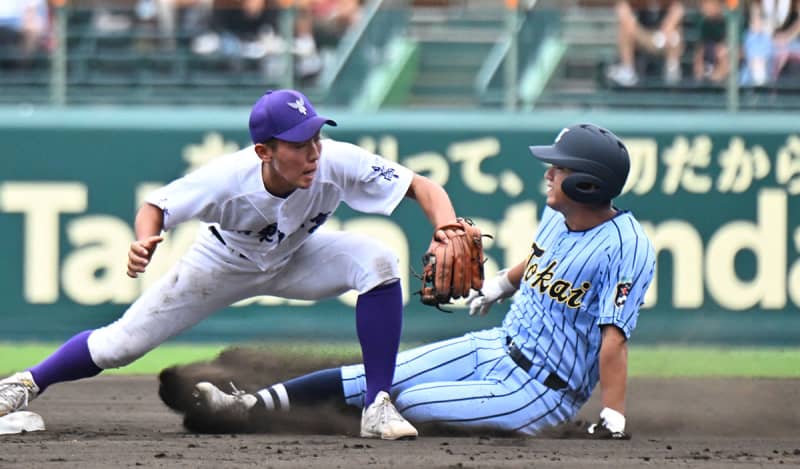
left=341, top=327, right=583, bottom=435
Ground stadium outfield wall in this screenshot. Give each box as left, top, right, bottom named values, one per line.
left=1, top=108, right=798, bottom=345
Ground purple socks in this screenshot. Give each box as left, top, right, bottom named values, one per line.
left=356, top=280, right=403, bottom=405
left=24, top=284, right=403, bottom=402
left=28, top=330, right=102, bottom=393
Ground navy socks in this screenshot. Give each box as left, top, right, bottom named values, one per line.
left=256, top=368, right=344, bottom=410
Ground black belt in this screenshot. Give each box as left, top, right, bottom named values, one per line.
left=506, top=337, right=568, bottom=391
left=209, top=226, right=248, bottom=259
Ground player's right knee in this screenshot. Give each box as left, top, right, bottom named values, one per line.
left=366, top=245, right=401, bottom=283
left=87, top=329, right=150, bottom=369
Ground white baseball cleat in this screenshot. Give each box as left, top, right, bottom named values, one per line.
left=0, top=411, right=46, bottom=435
left=192, top=382, right=257, bottom=417
left=0, top=372, right=40, bottom=417
left=360, top=391, right=418, bottom=440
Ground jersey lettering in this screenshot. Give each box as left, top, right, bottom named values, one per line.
left=258, top=223, right=285, bottom=244
left=523, top=243, right=591, bottom=309
left=528, top=260, right=557, bottom=293
left=307, top=211, right=331, bottom=234
left=523, top=242, right=545, bottom=268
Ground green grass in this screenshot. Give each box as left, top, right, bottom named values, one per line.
left=0, top=343, right=229, bottom=376
left=1, top=342, right=798, bottom=378
left=628, top=346, right=800, bottom=378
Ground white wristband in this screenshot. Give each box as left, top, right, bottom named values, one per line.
left=599, top=407, right=626, bottom=433
left=497, top=268, right=515, bottom=295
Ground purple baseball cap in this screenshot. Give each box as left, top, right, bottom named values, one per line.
left=248, top=89, right=337, bottom=144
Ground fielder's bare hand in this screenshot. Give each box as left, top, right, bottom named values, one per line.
left=431, top=222, right=464, bottom=247
left=127, top=235, right=164, bottom=278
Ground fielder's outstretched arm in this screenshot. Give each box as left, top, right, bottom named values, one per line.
left=404, top=174, right=458, bottom=231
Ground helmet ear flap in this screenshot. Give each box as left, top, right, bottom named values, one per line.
left=561, top=172, right=610, bottom=203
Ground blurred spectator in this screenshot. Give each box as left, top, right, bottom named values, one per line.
left=693, top=0, right=729, bottom=83
left=89, top=0, right=185, bottom=52
left=773, top=0, right=800, bottom=79
left=92, top=5, right=135, bottom=34
left=606, top=0, right=686, bottom=86
left=155, top=0, right=214, bottom=45
left=0, top=0, right=50, bottom=67
left=741, top=0, right=800, bottom=86
left=290, top=2, right=325, bottom=78
left=279, top=0, right=362, bottom=78
left=299, top=0, right=362, bottom=48
left=191, top=0, right=280, bottom=59
left=191, top=0, right=322, bottom=79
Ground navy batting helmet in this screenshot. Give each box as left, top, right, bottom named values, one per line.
left=528, top=124, right=630, bottom=204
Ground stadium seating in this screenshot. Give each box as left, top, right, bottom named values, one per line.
left=531, top=0, right=800, bottom=110
left=0, top=0, right=797, bottom=109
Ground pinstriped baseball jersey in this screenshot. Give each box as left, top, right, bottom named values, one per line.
left=502, top=205, right=656, bottom=403
left=341, top=205, right=655, bottom=434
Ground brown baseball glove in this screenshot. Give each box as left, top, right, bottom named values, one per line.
left=418, top=218, right=487, bottom=310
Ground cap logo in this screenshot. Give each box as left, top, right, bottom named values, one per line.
left=555, top=127, right=569, bottom=143
left=288, top=98, right=307, bottom=115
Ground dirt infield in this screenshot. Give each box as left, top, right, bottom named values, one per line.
left=2, top=354, right=800, bottom=468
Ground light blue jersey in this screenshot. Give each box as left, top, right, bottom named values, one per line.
left=342, top=206, right=655, bottom=435
left=503, top=206, right=656, bottom=403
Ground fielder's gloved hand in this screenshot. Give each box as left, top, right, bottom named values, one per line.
left=465, top=268, right=516, bottom=316
left=587, top=407, right=631, bottom=440
left=419, top=218, right=487, bottom=310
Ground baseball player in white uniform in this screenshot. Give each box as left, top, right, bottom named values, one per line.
left=0, top=89, right=462, bottom=440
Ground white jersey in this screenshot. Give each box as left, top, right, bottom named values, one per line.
left=145, top=139, right=414, bottom=271
left=90, top=139, right=411, bottom=369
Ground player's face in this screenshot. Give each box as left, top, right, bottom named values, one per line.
left=544, top=165, right=573, bottom=211
left=260, top=132, right=322, bottom=196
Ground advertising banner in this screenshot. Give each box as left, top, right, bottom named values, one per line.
left=1, top=109, right=798, bottom=344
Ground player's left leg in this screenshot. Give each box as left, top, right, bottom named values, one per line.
left=192, top=329, right=492, bottom=419
left=190, top=327, right=509, bottom=436
left=192, top=330, right=486, bottom=438
left=340, top=327, right=508, bottom=407
left=394, top=362, right=581, bottom=435
left=353, top=328, right=579, bottom=435
left=257, top=231, right=413, bottom=438
left=191, top=367, right=343, bottom=418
